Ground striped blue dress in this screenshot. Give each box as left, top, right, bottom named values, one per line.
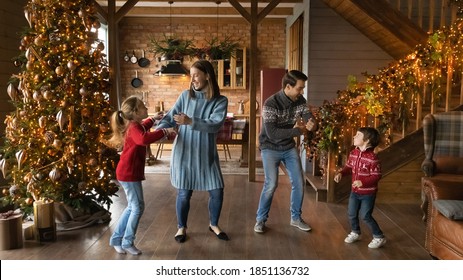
left=157, top=89, right=228, bottom=191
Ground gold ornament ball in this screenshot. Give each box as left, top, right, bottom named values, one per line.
left=43, top=90, right=53, bottom=100
left=97, top=42, right=105, bottom=51
left=33, top=90, right=43, bottom=101
left=13, top=59, right=22, bottom=67
left=2, top=188, right=8, bottom=196
left=25, top=197, right=34, bottom=205
left=79, top=87, right=89, bottom=97
left=67, top=61, right=76, bottom=71
left=26, top=61, right=34, bottom=70
left=55, top=66, right=64, bottom=76
left=53, top=139, right=63, bottom=149
left=34, top=37, right=44, bottom=46
left=93, top=20, right=101, bottom=29
left=34, top=74, right=42, bottom=83
left=88, top=158, right=98, bottom=167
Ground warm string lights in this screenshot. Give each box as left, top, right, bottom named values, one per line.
left=312, top=18, right=463, bottom=173
left=0, top=0, right=118, bottom=217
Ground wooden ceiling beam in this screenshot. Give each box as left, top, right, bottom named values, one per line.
left=124, top=6, right=293, bottom=16
left=125, top=0, right=301, bottom=4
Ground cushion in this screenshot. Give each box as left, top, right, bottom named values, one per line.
left=433, top=200, right=463, bottom=220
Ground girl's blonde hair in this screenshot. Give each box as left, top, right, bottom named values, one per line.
left=108, top=96, right=142, bottom=149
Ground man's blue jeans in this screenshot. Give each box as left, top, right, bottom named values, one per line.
left=256, top=147, right=304, bottom=222
left=109, top=181, right=145, bottom=248
left=176, top=188, right=224, bottom=228
left=347, top=192, right=384, bottom=238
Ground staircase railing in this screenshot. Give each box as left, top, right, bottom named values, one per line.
left=386, top=0, right=461, bottom=33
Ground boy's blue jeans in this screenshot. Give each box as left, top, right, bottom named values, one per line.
left=347, top=192, right=384, bottom=238
left=256, top=147, right=304, bottom=223
left=109, top=181, right=145, bottom=248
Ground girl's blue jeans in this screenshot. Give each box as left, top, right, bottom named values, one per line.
left=109, top=181, right=145, bottom=248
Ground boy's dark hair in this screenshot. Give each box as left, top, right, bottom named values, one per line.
left=358, top=127, right=380, bottom=148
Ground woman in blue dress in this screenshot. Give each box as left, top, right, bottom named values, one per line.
left=157, top=59, right=229, bottom=243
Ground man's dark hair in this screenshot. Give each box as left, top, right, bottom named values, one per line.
left=358, top=127, right=381, bottom=148
left=282, top=70, right=308, bottom=89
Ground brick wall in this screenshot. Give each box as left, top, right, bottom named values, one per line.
left=118, top=17, right=286, bottom=114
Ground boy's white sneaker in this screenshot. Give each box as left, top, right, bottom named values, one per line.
left=368, top=237, right=386, bottom=249
left=344, top=232, right=361, bottom=243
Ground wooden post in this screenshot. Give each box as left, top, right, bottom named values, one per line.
left=445, top=56, right=453, bottom=112
left=326, top=150, right=337, bottom=203
left=416, top=91, right=422, bottom=130
left=461, top=75, right=463, bottom=105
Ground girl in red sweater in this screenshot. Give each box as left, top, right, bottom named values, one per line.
left=107, top=96, right=174, bottom=255
left=334, top=127, right=386, bottom=249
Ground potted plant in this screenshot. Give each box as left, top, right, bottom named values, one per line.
left=194, top=36, right=241, bottom=60
left=148, top=34, right=196, bottom=61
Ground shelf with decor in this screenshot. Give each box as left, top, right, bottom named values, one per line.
left=214, top=48, right=246, bottom=89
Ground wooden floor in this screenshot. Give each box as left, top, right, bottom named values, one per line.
left=0, top=147, right=431, bottom=260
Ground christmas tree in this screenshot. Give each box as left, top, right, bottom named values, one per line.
left=0, top=0, right=119, bottom=217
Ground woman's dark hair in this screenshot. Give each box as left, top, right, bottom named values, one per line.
left=282, top=70, right=308, bottom=89
left=189, top=59, right=220, bottom=100
left=358, top=127, right=381, bottom=148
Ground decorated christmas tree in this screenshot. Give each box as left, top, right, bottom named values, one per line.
left=0, top=0, right=119, bottom=217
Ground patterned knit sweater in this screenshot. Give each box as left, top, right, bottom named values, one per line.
left=259, top=90, right=313, bottom=151
left=157, top=89, right=228, bottom=191
left=339, top=147, right=382, bottom=195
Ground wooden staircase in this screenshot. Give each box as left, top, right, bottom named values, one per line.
left=322, top=0, right=428, bottom=59
left=306, top=0, right=463, bottom=203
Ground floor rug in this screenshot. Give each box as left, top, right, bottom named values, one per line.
left=145, top=159, right=284, bottom=175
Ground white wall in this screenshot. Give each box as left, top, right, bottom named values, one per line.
left=307, top=0, right=394, bottom=106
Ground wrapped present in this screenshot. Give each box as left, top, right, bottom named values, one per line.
left=22, top=220, right=34, bottom=240
left=0, top=210, right=23, bottom=250
left=33, top=200, right=56, bottom=242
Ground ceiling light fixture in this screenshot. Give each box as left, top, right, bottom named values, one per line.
left=155, top=1, right=189, bottom=76
left=216, top=1, right=220, bottom=38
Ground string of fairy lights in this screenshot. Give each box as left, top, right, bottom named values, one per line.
left=308, top=17, right=463, bottom=172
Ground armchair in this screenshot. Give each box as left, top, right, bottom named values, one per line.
left=421, top=111, right=463, bottom=260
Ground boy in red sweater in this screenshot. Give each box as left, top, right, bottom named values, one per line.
left=334, top=127, right=386, bottom=249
